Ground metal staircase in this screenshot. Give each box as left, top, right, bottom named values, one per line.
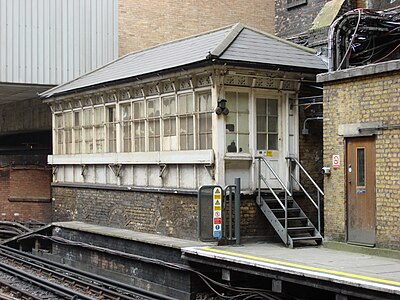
left=256, top=156, right=324, bottom=248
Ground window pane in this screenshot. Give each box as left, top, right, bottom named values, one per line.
left=199, top=92, right=212, bottom=111
left=268, top=134, right=278, bottom=150
left=256, top=98, right=266, bottom=114
left=257, top=116, right=266, bottom=132
left=257, top=134, right=266, bottom=150
left=94, top=107, right=104, bottom=124
left=268, top=116, right=278, bottom=132
left=238, top=133, right=249, bottom=153
left=357, top=148, right=365, bottom=186
left=268, top=100, right=278, bottom=115
left=147, top=99, right=160, bottom=117
left=133, top=101, right=144, bottom=119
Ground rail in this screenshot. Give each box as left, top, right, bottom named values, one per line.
left=256, top=156, right=292, bottom=243
left=286, top=156, right=324, bottom=232
left=0, top=244, right=173, bottom=300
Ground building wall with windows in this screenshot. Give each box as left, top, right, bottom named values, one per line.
left=47, top=65, right=308, bottom=240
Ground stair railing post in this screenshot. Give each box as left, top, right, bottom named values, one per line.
left=284, top=186, right=288, bottom=246
left=257, top=157, right=261, bottom=202
left=235, top=177, right=241, bottom=246
left=317, top=192, right=321, bottom=233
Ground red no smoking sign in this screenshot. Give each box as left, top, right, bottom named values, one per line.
left=332, top=155, right=340, bottom=169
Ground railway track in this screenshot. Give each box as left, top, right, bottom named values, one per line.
left=0, top=245, right=175, bottom=300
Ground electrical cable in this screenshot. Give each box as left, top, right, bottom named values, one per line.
left=337, top=9, right=362, bottom=70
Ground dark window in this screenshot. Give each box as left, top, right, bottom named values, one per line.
left=357, top=148, right=365, bottom=186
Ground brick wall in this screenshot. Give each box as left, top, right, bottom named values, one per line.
left=321, top=69, right=400, bottom=250
left=0, top=165, right=52, bottom=223
left=52, top=186, right=279, bottom=241
left=118, top=0, right=275, bottom=56
left=275, top=0, right=329, bottom=38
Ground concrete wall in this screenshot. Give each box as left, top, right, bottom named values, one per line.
left=118, top=0, right=275, bottom=56
left=319, top=62, right=400, bottom=250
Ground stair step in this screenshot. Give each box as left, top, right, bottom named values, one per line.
left=291, top=236, right=323, bottom=241
left=278, top=217, right=307, bottom=222
left=271, top=208, right=299, bottom=212
left=287, top=226, right=314, bottom=232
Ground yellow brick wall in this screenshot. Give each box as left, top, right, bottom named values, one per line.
left=118, top=0, right=275, bottom=56
left=323, top=71, right=400, bottom=249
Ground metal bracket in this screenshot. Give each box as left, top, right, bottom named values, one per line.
left=81, top=164, right=87, bottom=176
left=204, top=163, right=215, bottom=180
left=159, top=164, right=167, bottom=177
left=108, top=164, right=122, bottom=177
left=52, top=166, right=58, bottom=176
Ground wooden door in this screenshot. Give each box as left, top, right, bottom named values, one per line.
left=346, top=137, right=376, bottom=246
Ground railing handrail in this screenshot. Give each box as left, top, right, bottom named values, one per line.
left=286, top=156, right=324, bottom=196
left=256, top=156, right=292, bottom=197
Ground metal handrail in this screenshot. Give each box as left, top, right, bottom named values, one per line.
left=286, top=157, right=324, bottom=196
left=256, top=156, right=291, bottom=245
left=257, top=156, right=292, bottom=197
left=286, top=156, right=324, bottom=233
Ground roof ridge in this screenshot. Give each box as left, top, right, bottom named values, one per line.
left=243, top=24, right=318, bottom=55
left=209, top=22, right=244, bottom=58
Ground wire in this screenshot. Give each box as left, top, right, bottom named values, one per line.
left=338, top=9, right=362, bottom=70
left=372, top=42, right=400, bottom=63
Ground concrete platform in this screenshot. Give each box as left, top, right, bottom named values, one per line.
left=182, top=242, right=400, bottom=298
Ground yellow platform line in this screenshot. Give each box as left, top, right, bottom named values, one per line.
left=202, top=247, right=400, bottom=287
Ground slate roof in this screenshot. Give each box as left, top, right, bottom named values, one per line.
left=42, top=23, right=327, bottom=98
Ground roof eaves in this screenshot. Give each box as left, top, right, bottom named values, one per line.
left=209, top=22, right=244, bottom=58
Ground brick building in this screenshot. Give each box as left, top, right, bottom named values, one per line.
left=318, top=62, right=400, bottom=250
left=317, top=6, right=400, bottom=250
left=119, top=0, right=275, bottom=56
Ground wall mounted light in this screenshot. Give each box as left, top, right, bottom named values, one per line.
left=215, top=99, right=229, bottom=115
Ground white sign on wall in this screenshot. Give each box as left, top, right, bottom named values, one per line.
left=332, top=155, right=340, bottom=169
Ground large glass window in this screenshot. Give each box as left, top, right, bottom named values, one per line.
left=225, top=92, right=249, bottom=153
left=83, top=109, right=93, bottom=153
left=133, top=101, right=145, bottom=152
left=256, top=98, right=278, bottom=150
left=178, top=93, right=194, bottom=150
left=94, top=107, right=104, bottom=153
left=64, top=112, right=73, bottom=154
left=198, top=92, right=212, bottom=150
left=55, top=113, right=63, bottom=154
left=106, top=106, right=116, bottom=152
left=162, top=96, right=176, bottom=137
left=147, top=98, right=160, bottom=151
left=73, top=111, right=82, bottom=154
left=121, top=103, right=132, bottom=152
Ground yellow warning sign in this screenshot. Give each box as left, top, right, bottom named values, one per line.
left=266, top=150, right=273, bottom=157
left=214, top=199, right=221, bottom=206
